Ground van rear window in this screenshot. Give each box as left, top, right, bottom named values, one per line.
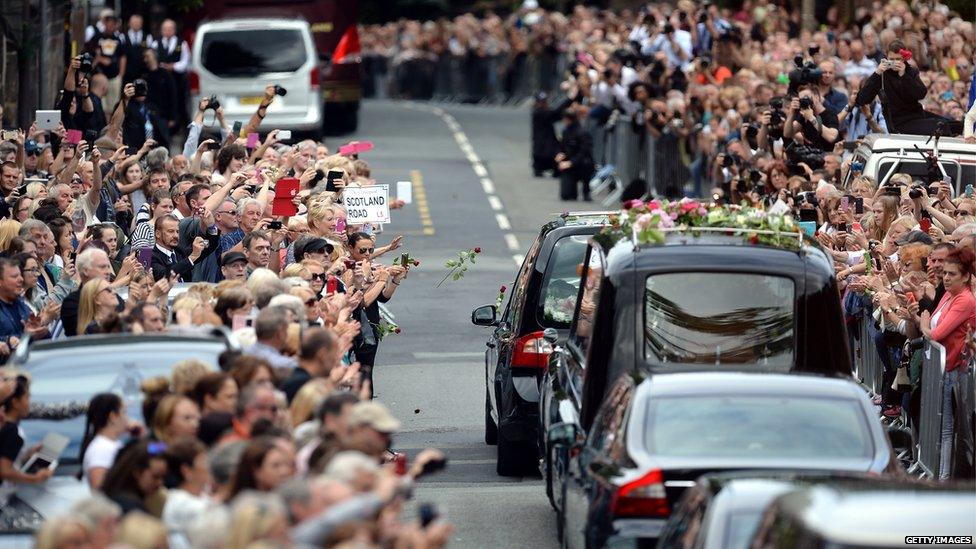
left=201, top=29, right=307, bottom=76
left=644, top=273, right=794, bottom=367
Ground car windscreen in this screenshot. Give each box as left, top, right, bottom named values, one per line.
left=538, top=235, right=589, bottom=328
left=21, top=342, right=223, bottom=468
left=201, top=29, right=307, bottom=77
left=644, top=396, right=872, bottom=459
left=644, top=273, right=794, bottom=367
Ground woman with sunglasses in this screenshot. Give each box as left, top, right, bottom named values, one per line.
left=99, top=439, right=168, bottom=516
left=0, top=374, right=53, bottom=504
left=76, top=278, right=120, bottom=335
left=16, top=253, right=73, bottom=325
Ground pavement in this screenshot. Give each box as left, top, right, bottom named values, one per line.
left=339, top=100, right=602, bottom=547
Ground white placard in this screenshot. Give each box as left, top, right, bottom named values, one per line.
left=345, top=185, right=391, bottom=224
left=397, top=180, right=413, bottom=204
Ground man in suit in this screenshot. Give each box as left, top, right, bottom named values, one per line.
left=122, top=14, right=153, bottom=85
left=152, top=214, right=208, bottom=282
left=556, top=105, right=595, bottom=201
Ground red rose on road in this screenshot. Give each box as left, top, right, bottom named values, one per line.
left=500, top=285, right=507, bottom=292
left=413, top=260, right=420, bottom=267
left=474, top=247, right=482, bottom=254
left=394, top=327, right=402, bottom=334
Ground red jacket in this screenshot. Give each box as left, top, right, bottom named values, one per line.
left=930, top=289, right=975, bottom=371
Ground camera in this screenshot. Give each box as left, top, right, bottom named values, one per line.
left=78, top=53, right=93, bottom=74
left=206, top=95, right=220, bottom=110
left=133, top=79, right=148, bottom=98
left=273, top=85, right=287, bottom=97
left=787, top=57, right=823, bottom=94
left=799, top=96, right=813, bottom=110
left=908, top=185, right=925, bottom=199
left=768, top=98, right=787, bottom=126
left=311, top=169, right=326, bottom=184
left=796, top=191, right=819, bottom=207
left=748, top=169, right=763, bottom=183
left=722, top=152, right=741, bottom=168
left=785, top=141, right=825, bottom=171
left=808, top=44, right=820, bottom=56
left=663, top=23, right=674, bottom=34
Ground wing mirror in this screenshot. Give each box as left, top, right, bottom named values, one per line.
left=548, top=422, right=578, bottom=446
left=471, top=304, right=498, bottom=326
left=542, top=327, right=558, bottom=345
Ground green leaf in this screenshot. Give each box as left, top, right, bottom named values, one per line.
left=453, top=272, right=461, bottom=281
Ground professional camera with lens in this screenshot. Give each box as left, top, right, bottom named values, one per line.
left=78, top=53, right=94, bottom=74
left=799, top=96, right=814, bottom=110
left=722, top=152, right=742, bottom=168
left=663, top=23, right=675, bottom=35
left=787, top=56, right=823, bottom=94
left=785, top=141, right=825, bottom=171
left=908, top=185, right=926, bottom=199
left=206, top=95, right=220, bottom=110
left=273, top=85, right=288, bottom=97
left=133, top=79, right=148, bottom=98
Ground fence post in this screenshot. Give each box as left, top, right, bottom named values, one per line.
left=916, top=340, right=946, bottom=478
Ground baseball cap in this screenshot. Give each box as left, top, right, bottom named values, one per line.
left=296, top=237, right=333, bottom=259
left=895, top=230, right=934, bottom=246
left=220, top=251, right=247, bottom=267
left=347, top=401, right=401, bottom=433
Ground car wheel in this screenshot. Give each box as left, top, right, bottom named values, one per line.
left=545, top=444, right=555, bottom=508
left=485, top=385, right=498, bottom=446
left=496, top=435, right=539, bottom=477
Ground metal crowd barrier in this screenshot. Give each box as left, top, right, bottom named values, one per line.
left=913, top=340, right=947, bottom=479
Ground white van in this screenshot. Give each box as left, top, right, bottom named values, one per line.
left=843, top=133, right=976, bottom=194
left=190, top=18, right=322, bottom=139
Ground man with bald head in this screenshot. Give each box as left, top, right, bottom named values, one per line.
left=817, top=59, right=848, bottom=116
left=844, top=39, right=878, bottom=80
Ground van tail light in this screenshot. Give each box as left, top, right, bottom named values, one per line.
left=511, top=331, right=553, bottom=369
left=310, top=67, right=320, bottom=90
left=611, top=469, right=670, bottom=518
left=331, top=25, right=361, bottom=65
left=188, top=70, right=200, bottom=95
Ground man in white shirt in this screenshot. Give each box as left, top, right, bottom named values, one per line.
left=641, top=23, right=693, bottom=71
left=843, top=40, right=878, bottom=80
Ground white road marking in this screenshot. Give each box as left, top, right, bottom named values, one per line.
left=495, top=213, right=511, bottom=230
left=504, top=234, right=521, bottom=251
left=472, top=163, right=488, bottom=177
left=488, top=196, right=503, bottom=211
left=480, top=178, right=495, bottom=194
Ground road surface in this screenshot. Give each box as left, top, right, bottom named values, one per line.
left=343, top=99, right=600, bottom=547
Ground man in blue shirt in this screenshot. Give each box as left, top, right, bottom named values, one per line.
left=0, top=257, right=55, bottom=349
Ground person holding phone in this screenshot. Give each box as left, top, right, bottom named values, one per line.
left=0, top=375, right=53, bottom=503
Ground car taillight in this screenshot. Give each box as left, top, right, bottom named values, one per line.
left=310, top=67, right=320, bottom=89
left=511, top=331, right=553, bottom=368
left=611, top=469, right=670, bottom=518
left=331, top=26, right=361, bottom=65
left=188, top=70, right=200, bottom=95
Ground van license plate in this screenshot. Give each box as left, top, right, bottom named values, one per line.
left=239, top=96, right=264, bottom=105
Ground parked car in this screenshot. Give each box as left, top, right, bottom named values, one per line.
left=0, top=329, right=236, bottom=541
left=750, top=481, right=976, bottom=547
left=656, top=471, right=873, bottom=549
left=191, top=18, right=324, bottom=139
left=550, top=372, right=905, bottom=548
left=471, top=212, right=609, bottom=475
left=541, top=227, right=852, bottom=519
left=842, top=133, right=976, bottom=194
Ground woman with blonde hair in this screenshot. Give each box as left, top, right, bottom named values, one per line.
left=76, top=278, right=118, bottom=335
left=865, top=194, right=899, bottom=242
left=224, top=492, right=290, bottom=548
left=289, top=379, right=331, bottom=429
left=0, top=219, right=21, bottom=251
left=114, top=511, right=168, bottom=549
left=307, top=200, right=338, bottom=238
left=151, top=394, right=201, bottom=444
left=34, top=516, right=92, bottom=549
left=171, top=359, right=210, bottom=395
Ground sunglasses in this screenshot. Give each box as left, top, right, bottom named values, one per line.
left=311, top=273, right=327, bottom=281
left=358, top=247, right=375, bottom=254
left=954, top=210, right=974, bottom=217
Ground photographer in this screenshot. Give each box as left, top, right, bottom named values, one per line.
left=854, top=41, right=963, bottom=136
left=121, top=81, right=170, bottom=153
left=784, top=89, right=839, bottom=152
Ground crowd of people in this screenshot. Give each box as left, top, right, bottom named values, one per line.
left=365, top=1, right=975, bottom=201
left=0, top=29, right=453, bottom=543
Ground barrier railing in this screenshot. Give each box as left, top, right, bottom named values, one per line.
left=847, top=306, right=968, bottom=480
left=914, top=340, right=946, bottom=479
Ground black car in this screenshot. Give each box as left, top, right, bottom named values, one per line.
left=550, top=372, right=905, bottom=548
left=2, top=329, right=237, bottom=539
left=472, top=212, right=609, bottom=476
left=656, top=471, right=874, bottom=549
left=750, top=481, right=976, bottom=547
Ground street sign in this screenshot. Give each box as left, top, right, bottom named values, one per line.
left=345, top=185, right=391, bottom=224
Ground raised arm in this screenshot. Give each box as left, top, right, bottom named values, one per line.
left=241, top=85, right=277, bottom=137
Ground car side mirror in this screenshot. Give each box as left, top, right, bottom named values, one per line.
left=471, top=304, right=497, bottom=326
left=886, top=425, right=913, bottom=453
left=548, top=422, right=578, bottom=446
left=542, top=327, right=558, bottom=345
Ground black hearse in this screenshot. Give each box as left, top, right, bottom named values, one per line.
left=540, top=224, right=854, bottom=541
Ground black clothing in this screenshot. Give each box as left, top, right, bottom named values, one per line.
left=0, top=421, right=23, bottom=463
left=122, top=30, right=153, bottom=84
left=151, top=246, right=194, bottom=282
left=122, top=99, right=170, bottom=153
left=85, top=31, right=125, bottom=80
left=557, top=120, right=594, bottom=200
left=855, top=65, right=963, bottom=135
left=532, top=99, right=571, bottom=174
left=799, top=109, right=839, bottom=152
left=107, top=491, right=148, bottom=515
left=60, top=289, right=124, bottom=337
left=142, top=68, right=178, bottom=124
left=282, top=367, right=312, bottom=403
